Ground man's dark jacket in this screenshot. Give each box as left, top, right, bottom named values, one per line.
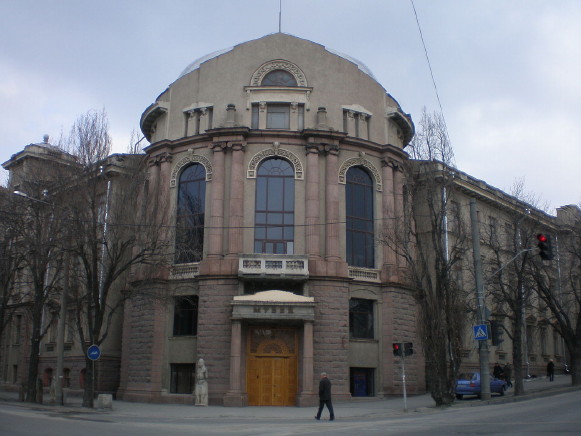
left=319, top=377, right=332, bottom=401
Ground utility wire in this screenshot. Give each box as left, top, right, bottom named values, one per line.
left=409, top=0, right=452, bottom=145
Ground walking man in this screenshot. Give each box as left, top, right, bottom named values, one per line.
left=503, top=362, right=513, bottom=388
left=315, top=372, right=334, bottom=421
left=547, top=359, right=555, bottom=381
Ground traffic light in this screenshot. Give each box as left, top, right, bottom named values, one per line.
left=489, top=320, right=504, bottom=346
left=536, top=233, right=554, bottom=260
left=392, top=342, right=402, bottom=356
left=404, top=342, right=414, bottom=356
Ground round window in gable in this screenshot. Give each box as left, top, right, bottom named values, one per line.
left=261, top=70, right=297, bottom=87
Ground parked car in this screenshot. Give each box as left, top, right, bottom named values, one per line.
left=455, top=372, right=507, bottom=399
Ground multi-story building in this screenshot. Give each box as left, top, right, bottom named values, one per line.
left=1, top=33, right=576, bottom=406
left=118, top=33, right=420, bottom=406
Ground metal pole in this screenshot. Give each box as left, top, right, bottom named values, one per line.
left=55, top=254, right=69, bottom=405
left=401, top=347, right=408, bottom=412
left=470, top=199, right=491, bottom=399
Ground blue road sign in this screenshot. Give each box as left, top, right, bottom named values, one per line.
left=473, top=324, right=489, bottom=341
left=87, top=344, right=101, bottom=361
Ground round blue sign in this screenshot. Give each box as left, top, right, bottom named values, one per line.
left=87, top=344, right=101, bottom=361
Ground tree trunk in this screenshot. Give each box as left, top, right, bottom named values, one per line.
left=512, top=298, right=525, bottom=395
left=25, top=313, right=42, bottom=403
left=572, top=341, right=581, bottom=386
left=25, top=339, right=40, bottom=402
left=82, top=357, right=95, bottom=408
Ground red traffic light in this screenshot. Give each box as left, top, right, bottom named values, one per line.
left=392, top=343, right=402, bottom=356
left=537, top=234, right=547, bottom=243
left=536, top=233, right=554, bottom=260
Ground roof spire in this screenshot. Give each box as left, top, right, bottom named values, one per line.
left=278, top=0, right=282, bottom=33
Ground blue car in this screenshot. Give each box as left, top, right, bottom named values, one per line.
left=455, top=372, right=507, bottom=399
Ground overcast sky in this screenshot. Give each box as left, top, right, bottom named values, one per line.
left=1, top=0, right=579, bottom=213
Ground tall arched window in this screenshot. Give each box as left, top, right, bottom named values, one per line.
left=176, top=164, right=206, bottom=263
left=346, top=167, right=374, bottom=267
left=254, top=158, right=295, bottom=254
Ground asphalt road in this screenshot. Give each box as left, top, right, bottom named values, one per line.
left=1, top=390, right=580, bottom=435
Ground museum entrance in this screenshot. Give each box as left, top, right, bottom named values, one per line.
left=246, top=327, right=298, bottom=406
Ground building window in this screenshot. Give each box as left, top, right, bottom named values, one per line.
left=251, top=104, right=259, bottom=129
left=170, top=363, right=195, bottom=394
left=63, top=368, right=71, bottom=388
left=254, top=158, right=295, bottom=254
left=185, top=107, right=213, bottom=136
left=66, top=310, right=75, bottom=343
left=261, top=70, right=297, bottom=87
left=350, top=367, right=375, bottom=397
left=448, top=201, right=460, bottom=233
left=297, top=104, right=304, bottom=130
left=540, top=328, right=547, bottom=355
left=13, top=315, right=21, bottom=345
left=346, top=167, right=374, bottom=268
left=173, top=295, right=199, bottom=336
left=526, top=324, right=535, bottom=354
left=349, top=298, right=374, bottom=339
left=488, top=216, right=498, bottom=245
left=266, top=104, right=290, bottom=129
left=251, top=103, right=303, bottom=130
left=175, top=164, right=206, bottom=263
left=43, top=368, right=53, bottom=387
left=343, top=110, right=371, bottom=139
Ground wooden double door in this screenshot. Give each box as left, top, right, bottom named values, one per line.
left=247, top=328, right=298, bottom=406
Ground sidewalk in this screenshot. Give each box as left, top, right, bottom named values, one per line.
left=0, top=375, right=577, bottom=420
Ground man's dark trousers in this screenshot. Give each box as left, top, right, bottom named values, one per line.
left=316, top=399, right=334, bottom=420
left=316, top=375, right=334, bottom=420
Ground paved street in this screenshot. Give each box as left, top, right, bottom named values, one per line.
left=0, top=375, right=578, bottom=435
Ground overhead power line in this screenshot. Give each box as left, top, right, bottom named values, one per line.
left=409, top=0, right=451, bottom=144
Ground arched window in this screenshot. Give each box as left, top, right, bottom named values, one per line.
left=254, top=158, right=295, bottom=254
left=261, top=69, right=297, bottom=87
left=176, top=164, right=206, bottom=263
left=43, top=368, right=53, bottom=387
left=79, top=368, right=86, bottom=389
left=346, top=167, right=374, bottom=267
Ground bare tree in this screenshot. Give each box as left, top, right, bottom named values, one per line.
left=483, top=209, right=536, bottom=395
left=530, top=205, right=581, bottom=386
left=483, top=180, right=562, bottom=394
left=62, top=110, right=167, bottom=407
left=379, top=108, right=470, bottom=406
left=0, top=190, right=27, bottom=351
left=7, top=184, right=67, bottom=402
left=126, top=129, right=146, bottom=155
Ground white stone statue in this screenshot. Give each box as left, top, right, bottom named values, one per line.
left=194, top=358, right=208, bottom=406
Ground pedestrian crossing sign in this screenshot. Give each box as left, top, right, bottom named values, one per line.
left=473, top=324, right=489, bottom=340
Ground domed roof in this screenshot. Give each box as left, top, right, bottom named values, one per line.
left=176, top=33, right=377, bottom=82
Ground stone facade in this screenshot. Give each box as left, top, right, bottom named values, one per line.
left=2, top=32, right=575, bottom=406
left=118, top=33, right=420, bottom=405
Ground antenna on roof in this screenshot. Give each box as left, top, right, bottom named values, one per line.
left=278, top=0, right=282, bottom=33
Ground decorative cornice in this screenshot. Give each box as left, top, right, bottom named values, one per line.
left=148, top=152, right=173, bottom=167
